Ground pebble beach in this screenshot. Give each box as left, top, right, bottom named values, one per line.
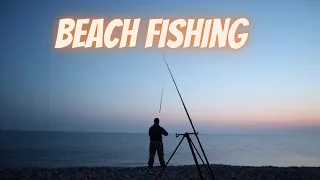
left=1, top=165, right=319, bottom=180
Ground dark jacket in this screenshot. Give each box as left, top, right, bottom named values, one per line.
left=149, top=124, right=168, bottom=142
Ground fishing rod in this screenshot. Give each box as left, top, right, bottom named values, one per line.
left=161, top=53, right=216, bottom=180
left=159, top=84, right=164, bottom=113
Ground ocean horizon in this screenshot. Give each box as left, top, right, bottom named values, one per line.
left=1, top=130, right=319, bottom=168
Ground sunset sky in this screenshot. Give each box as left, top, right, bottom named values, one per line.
left=1, top=0, right=319, bottom=133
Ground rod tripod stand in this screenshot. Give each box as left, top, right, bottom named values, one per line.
left=157, top=54, right=216, bottom=180
left=156, top=132, right=215, bottom=180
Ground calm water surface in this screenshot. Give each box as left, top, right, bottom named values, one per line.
left=1, top=131, right=319, bottom=168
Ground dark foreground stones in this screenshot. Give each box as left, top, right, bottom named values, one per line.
left=1, top=165, right=319, bottom=180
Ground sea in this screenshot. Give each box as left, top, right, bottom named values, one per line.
left=0, top=131, right=319, bottom=168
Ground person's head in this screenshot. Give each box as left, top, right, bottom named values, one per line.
left=154, top=118, right=159, bottom=125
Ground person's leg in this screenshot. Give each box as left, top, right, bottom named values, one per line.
left=157, top=142, right=166, bottom=167
left=148, top=142, right=156, bottom=168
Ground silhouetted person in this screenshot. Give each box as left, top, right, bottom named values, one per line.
left=148, top=118, right=168, bottom=168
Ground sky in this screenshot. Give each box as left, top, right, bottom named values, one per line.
left=0, top=0, right=319, bottom=133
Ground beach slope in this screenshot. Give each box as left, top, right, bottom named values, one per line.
left=1, top=165, right=319, bottom=180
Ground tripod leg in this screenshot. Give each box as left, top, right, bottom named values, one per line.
left=186, top=134, right=204, bottom=180
left=190, top=138, right=211, bottom=177
left=194, top=135, right=216, bottom=180
left=156, top=136, right=185, bottom=180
